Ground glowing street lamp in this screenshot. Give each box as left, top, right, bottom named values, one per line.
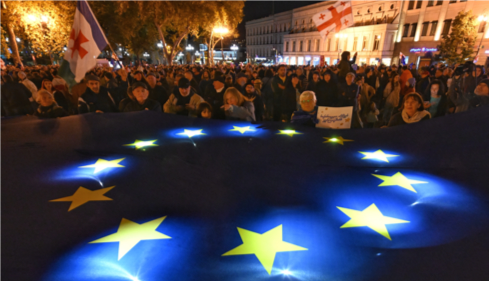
left=230, top=44, right=238, bottom=60
left=213, top=26, right=229, bottom=63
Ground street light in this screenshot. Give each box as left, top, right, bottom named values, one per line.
left=231, top=44, right=238, bottom=60
left=213, top=26, right=229, bottom=64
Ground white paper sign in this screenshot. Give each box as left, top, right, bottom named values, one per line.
left=316, top=106, right=353, bottom=129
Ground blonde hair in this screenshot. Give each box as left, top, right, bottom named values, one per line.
left=223, top=87, right=244, bottom=106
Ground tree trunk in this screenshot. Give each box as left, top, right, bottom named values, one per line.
left=6, top=24, right=23, bottom=68
left=155, top=22, right=172, bottom=66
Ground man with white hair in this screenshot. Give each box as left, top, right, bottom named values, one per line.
left=290, top=91, right=319, bottom=127
left=17, top=71, right=37, bottom=102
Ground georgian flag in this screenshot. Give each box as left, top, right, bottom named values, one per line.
left=59, top=0, right=108, bottom=87
left=313, top=1, right=354, bottom=38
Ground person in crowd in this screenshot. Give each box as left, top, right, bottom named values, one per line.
left=225, top=74, right=234, bottom=88
left=40, top=78, right=55, bottom=95
left=424, top=80, right=447, bottom=118
left=402, top=77, right=416, bottom=98
left=434, top=68, right=447, bottom=90
left=448, top=70, right=471, bottom=113
left=338, top=51, right=357, bottom=81
left=470, top=78, right=489, bottom=108
left=388, top=92, right=430, bottom=127
left=1, top=74, right=34, bottom=116
left=164, top=77, right=203, bottom=117
left=383, top=72, right=401, bottom=125
left=121, top=82, right=161, bottom=112
left=357, top=74, right=375, bottom=120
left=184, top=70, right=200, bottom=94
left=416, top=70, right=431, bottom=101
left=146, top=73, right=168, bottom=106
left=365, top=67, right=377, bottom=89
left=52, top=78, right=75, bottom=115
left=365, top=101, right=379, bottom=128
left=306, top=71, right=320, bottom=93
left=197, top=102, right=213, bottom=119
left=282, top=73, right=301, bottom=122
left=204, top=73, right=228, bottom=119
left=243, top=82, right=264, bottom=122
left=79, top=75, right=117, bottom=114
left=271, top=65, right=288, bottom=121
left=233, top=72, right=248, bottom=95
left=291, top=91, right=319, bottom=127
left=221, top=87, right=255, bottom=122
left=316, top=71, right=338, bottom=106
left=260, top=69, right=274, bottom=120
left=17, top=71, right=37, bottom=102
left=34, top=90, right=67, bottom=118
left=131, top=70, right=149, bottom=89
left=199, top=70, right=212, bottom=96
left=400, top=65, right=413, bottom=95
left=296, top=68, right=308, bottom=91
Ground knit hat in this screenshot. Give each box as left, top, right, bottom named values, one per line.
left=178, top=77, right=190, bottom=88
left=236, top=72, right=247, bottom=79
left=85, top=74, right=100, bottom=82
left=132, top=81, right=148, bottom=91
left=52, top=78, right=66, bottom=87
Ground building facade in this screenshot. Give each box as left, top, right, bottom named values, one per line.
left=245, top=0, right=489, bottom=66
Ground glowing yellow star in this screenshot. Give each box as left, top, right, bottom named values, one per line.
left=359, top=150, right=398, bottom=162
left=90, top=216, right=171, bottom=260
left=337, top=203, right=409, bottom=240
left=372, top=172, right=427, bottom=193
left=79, top=158, right=125, bottom=174
left=229, top=126, right=256, bottom=134
left=124, top=139, right=158, bottom=150
left=323, top=136, right=353, bottom=145
left=222, top=225, right=307, bottom=274
left=177, top=129, right=205, bottom=138
left=50, top=186, right=115, bottom=211
left=277, top=130, right=302, bottom=137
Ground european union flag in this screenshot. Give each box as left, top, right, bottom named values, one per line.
left=2, top=108, right=489, bottom=281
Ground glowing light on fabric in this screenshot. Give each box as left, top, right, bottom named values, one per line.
left=277, top=130, right=302, bottom=137
left=176, top=129, right=205, bottom=138
left=79, top=158, right=125, bottom=174
left=90, top=216, right=171, bottom=260
left=372, top=172, right=427, bottom=193
left=323, top=136, right=353, bottom=145
left=359, top=150, right=398, bottom=162
left=229, top=126, right=257, bottom=134
left=337, top=203, right=410, bottom=240
left=124, top=140, right=158, bottom=150
left=222, top=225, right=307, bottom=274
left=50, top=186, right=114, bottom=211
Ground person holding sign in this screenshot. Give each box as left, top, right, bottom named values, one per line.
left=291, top=91, right=319, bottom=127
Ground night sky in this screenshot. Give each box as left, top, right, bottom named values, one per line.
left=237, top=1, right=322, bottom=40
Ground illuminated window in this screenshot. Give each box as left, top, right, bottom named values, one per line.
left=421, top=22, right=429, bottom=36
left=353, top=37, right=358, bottom=51
left=408, top=1, right=415, bottom=10
left=373, top=35, right=381, bottom=51
left=403, top=24, right=410, bottom=37
left=442, top=19, right=452, bottom=35
left=362, top=36, right=368, bottom=51
left=416, top=0, right=423, bottom=9
left=427, top=0, right=434, bottom=7
left=410, top=23, right=417, bottom=37
left=430, top=21, right=438, bottom=36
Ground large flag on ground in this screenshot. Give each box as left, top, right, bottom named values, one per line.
left=2, top=108, right=489, bottom=280
left=59, top=0, right=108, bottom=87
left=313, top=0, right=354, bottom=38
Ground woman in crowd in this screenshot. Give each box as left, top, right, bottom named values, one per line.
left=40, top=79, right=55, bottom=95
left=291, top=91, right=319, bottom=127
left=316, top=71, right=338, bottom=106
left=383, top=72, right=400, bottom=125
left=282, top=73, right=300, bottom=121
left=34, top=90, right=67, bottom=118
left=199, top=70, right=212, bottom=95
left=424, top=80, right=447, bottom=118
left=388, top=92, right=431, bottom=127
left=221, top=87, right=255, bottom=121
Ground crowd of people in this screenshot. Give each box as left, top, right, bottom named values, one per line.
left=1, top=51, right=488, bottom=128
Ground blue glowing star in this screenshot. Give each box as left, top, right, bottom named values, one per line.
left=229, top=126, right=256, bottom=134
left=359, top=150, right=398, bottom=162
left=79, top=158, right=125, bottom=174
left=177, top=129, right=206, bottom=138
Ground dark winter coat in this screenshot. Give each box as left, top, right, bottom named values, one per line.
left=34, top=104, right=67, bottom=119
left=78, top=87, right=117, bottom=114
left=121, top=98, right=162, bottom=112
left=1, top=82, right=34, bottom=116
left=316, top=80, right=339, bottom=106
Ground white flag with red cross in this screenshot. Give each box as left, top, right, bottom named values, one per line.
left=313, top=1, right=354, bottom=38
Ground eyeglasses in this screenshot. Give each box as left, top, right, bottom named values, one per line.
left=300, top=99, right=313, bottom=103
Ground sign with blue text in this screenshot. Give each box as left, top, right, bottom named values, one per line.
left=316, top=106, right=353, bottom=129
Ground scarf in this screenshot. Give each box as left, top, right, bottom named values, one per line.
left=402, top=110, right=431, bottom=124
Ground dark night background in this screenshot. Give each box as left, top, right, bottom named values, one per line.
left=237, top=1, right=322, bottom=40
